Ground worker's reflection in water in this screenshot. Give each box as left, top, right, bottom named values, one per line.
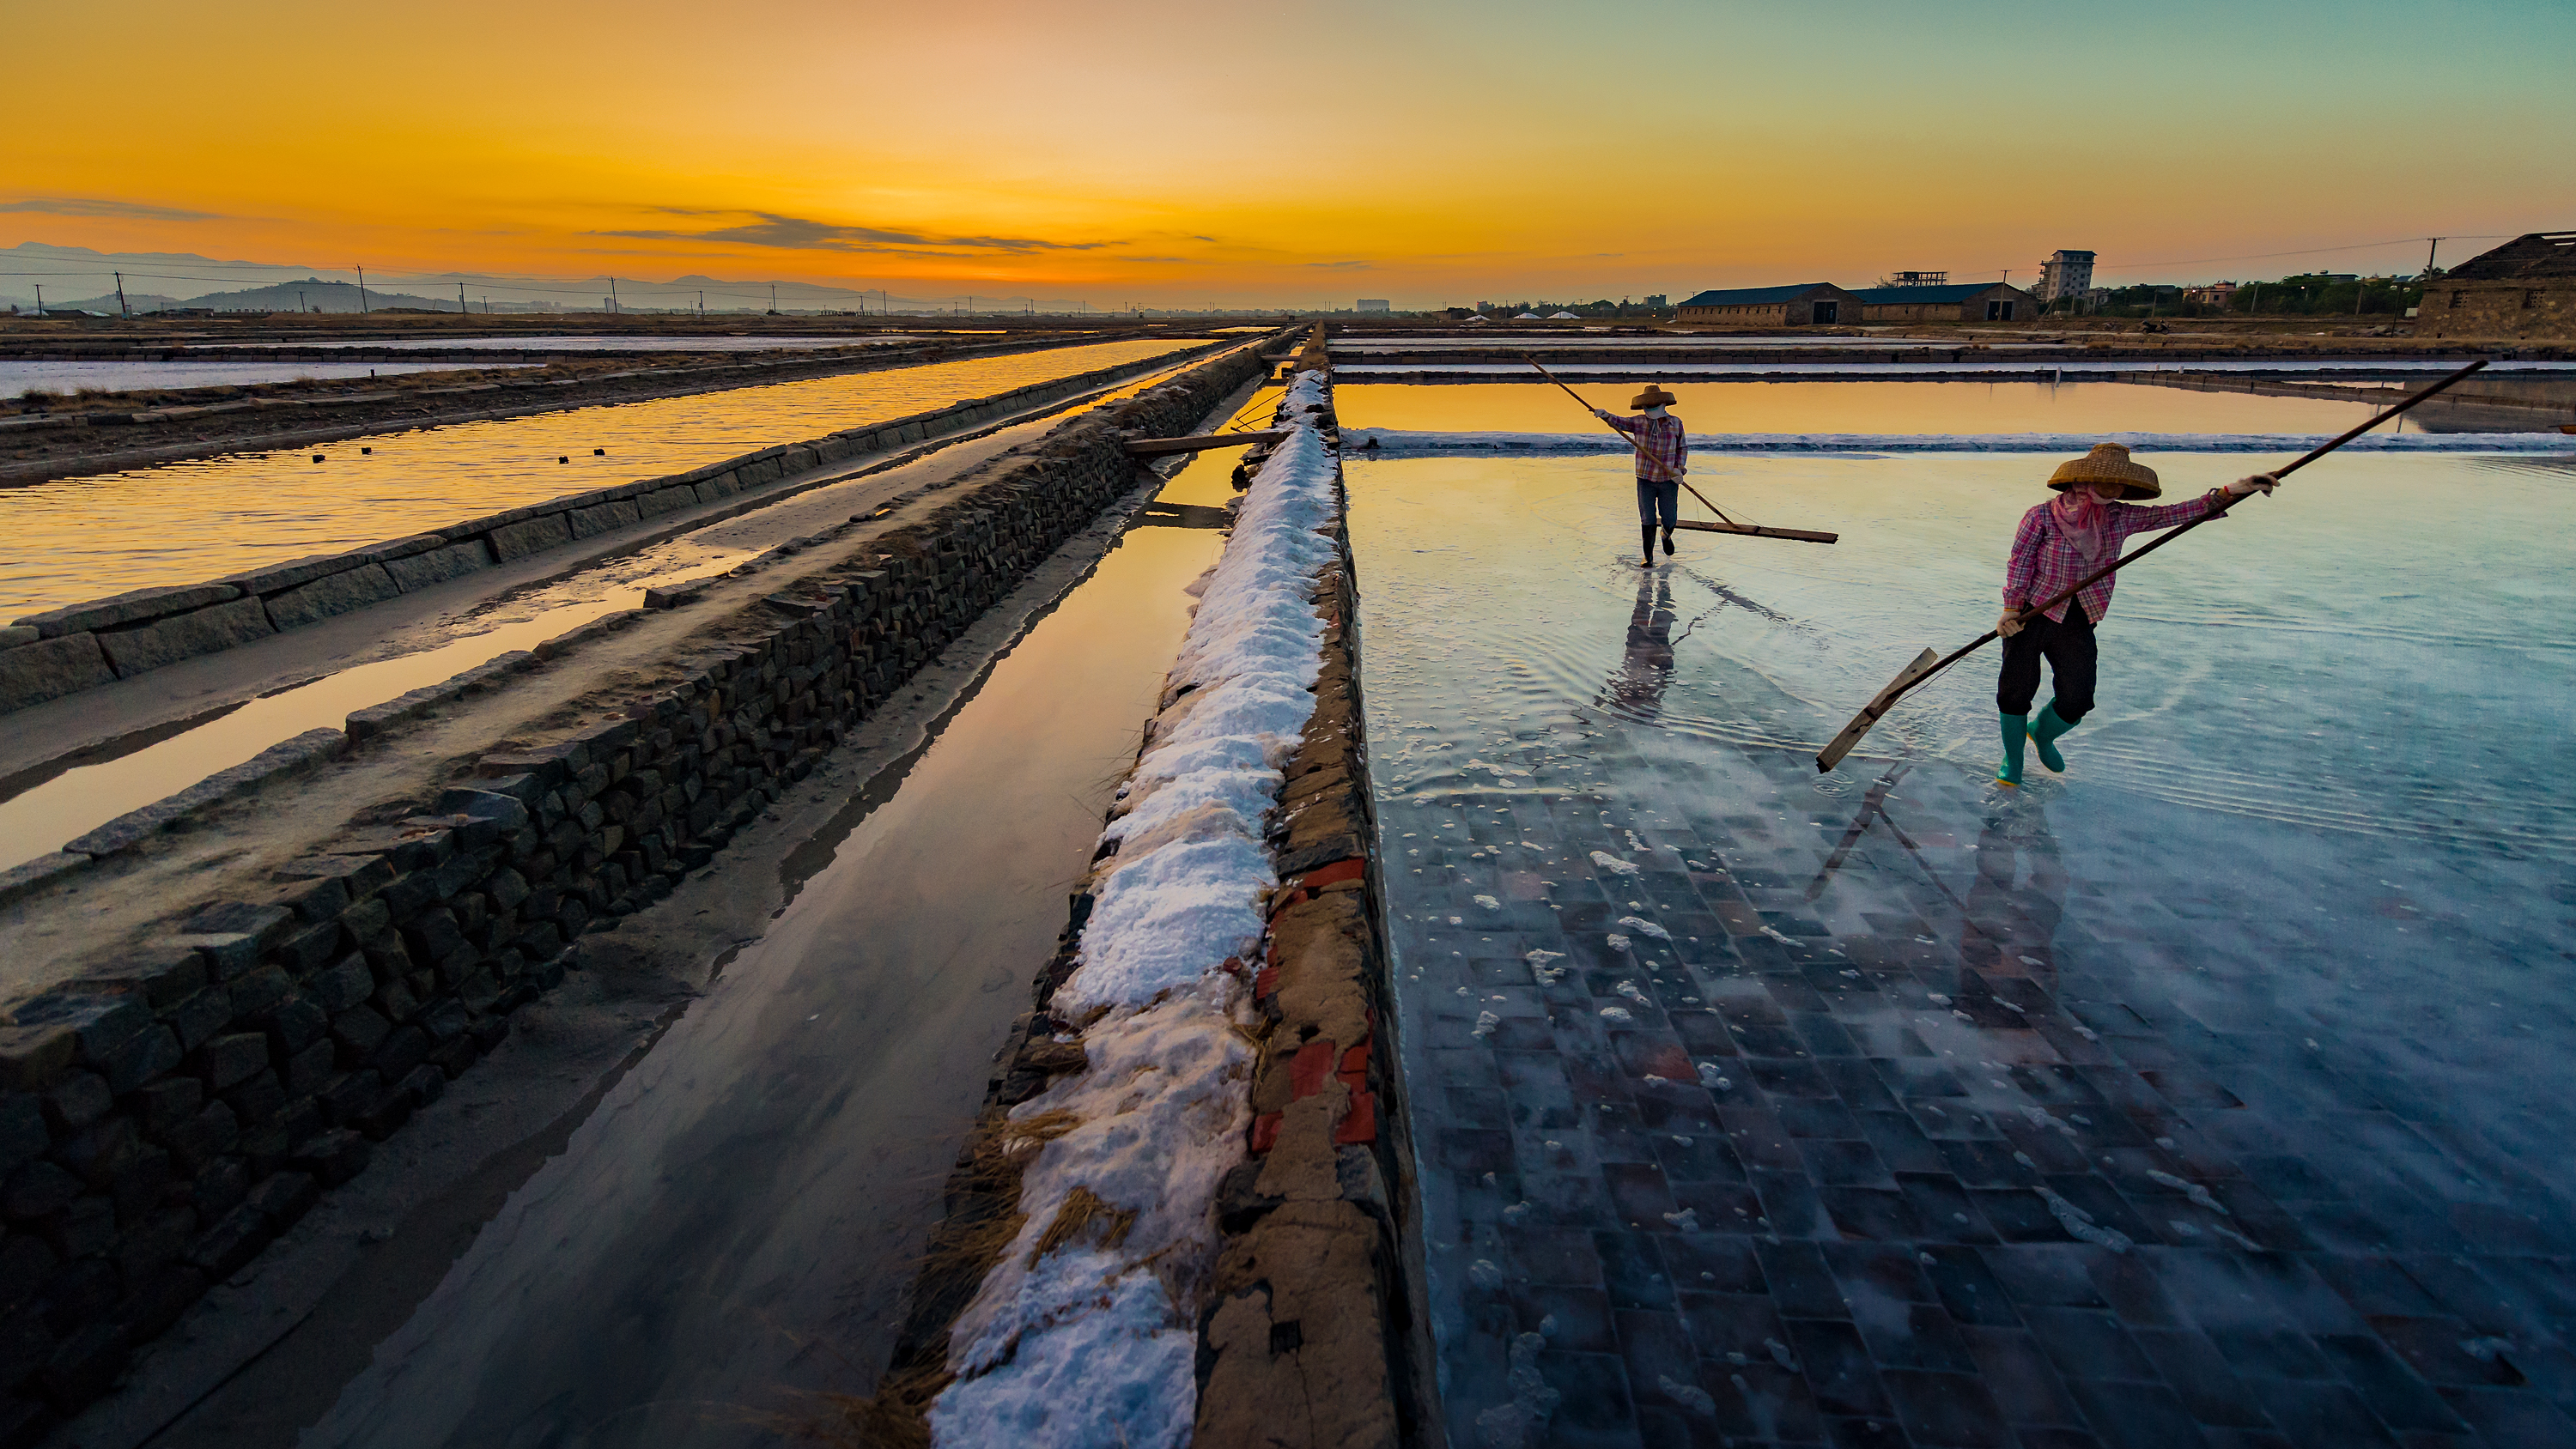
left=1805, top=769, right=2070, bottom=997
left=1600, top=572, right=1678, bottom=722
left=1958, top=804, right=2069, bottom=979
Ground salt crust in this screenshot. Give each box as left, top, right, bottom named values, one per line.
left=929, top=372, right=1342, bottom=1447
left=1340, top=427, right=2567, bottom=454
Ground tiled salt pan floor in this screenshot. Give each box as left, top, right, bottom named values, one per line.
left=1354, top=452, right=2576, bottom=1449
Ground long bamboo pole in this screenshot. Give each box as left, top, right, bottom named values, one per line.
left=1522, top=355, right=1838, bottom=544
left=1814, top=357, right=2489, bottom=773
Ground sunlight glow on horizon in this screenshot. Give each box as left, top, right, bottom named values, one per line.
left=9, top=0, right=2572, bottom=307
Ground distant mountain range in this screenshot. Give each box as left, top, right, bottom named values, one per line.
left=0, top=243, right=904, bottom=314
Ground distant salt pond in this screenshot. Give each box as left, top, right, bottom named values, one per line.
left=228, top=333, right=983, bottom=353
left=0, top=337, right=1199, bottom=617
left=1335, top=379, right=2395, bottom=435
left=2, top=360, right=538, bottom=396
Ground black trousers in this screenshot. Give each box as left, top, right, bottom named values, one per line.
left=1996, top=596, right=2095, bottom=721
left=1634, top=478, right=1679, bottom=528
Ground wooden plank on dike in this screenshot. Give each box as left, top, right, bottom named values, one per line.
left=1122, top=429, right=1289, bottom=457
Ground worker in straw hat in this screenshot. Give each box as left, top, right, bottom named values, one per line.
left=1994, top=443, right=2280, bottom=786
left=1593, top=385, right=1686, bottom=567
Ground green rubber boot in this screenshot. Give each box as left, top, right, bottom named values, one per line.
left=1996, top=712, right=2028, bottom=786
left=2029, top=701, right=2078, bottom=773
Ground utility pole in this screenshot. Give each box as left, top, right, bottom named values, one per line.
left=297, top=289, right=307, bottom=312
left=32, top=284, right=40, bottom=316
left=609, top=277, right=619, bottom=314
left=113, top=271, right=129, bottom=318
left=2425, top=237, right=2443, bottom=276
left=698, top=289, right=705, bottom=317
left=356, top=265, right=370, bottom=313
left=459, top=282, right=469, bottom=317
left=770, top=282, right=779, bottom=314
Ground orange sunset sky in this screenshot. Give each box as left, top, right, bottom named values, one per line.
left=8, top=0, right=2573, bottom=309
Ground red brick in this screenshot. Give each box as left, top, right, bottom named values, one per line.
left=1288, top=1040, right=1338, bottom=1099
left=1334, top=1090, right=1376, bottom=1145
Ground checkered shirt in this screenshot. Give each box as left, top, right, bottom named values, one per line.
left=1607, top=413, right=1686, bottom=482
left=2005, top=490, right=2227, bottom=623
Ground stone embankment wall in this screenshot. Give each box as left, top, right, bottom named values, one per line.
left=0, top=337, right=1275, bottom=1443
left=861, top=348, right=1435, bottom=1447
left=0, top=344, right=1220, bottom=718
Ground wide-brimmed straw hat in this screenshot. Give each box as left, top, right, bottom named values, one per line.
left=1630, top=385, right=1678, bottom=409
left=2047, top=442, right=2161, bottom=500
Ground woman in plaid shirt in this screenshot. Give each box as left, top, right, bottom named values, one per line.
left=1996, top=443, right=2279, bottom=786
left=1594, top=385, right=1687, bottom=567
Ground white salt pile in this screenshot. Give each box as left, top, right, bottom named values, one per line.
left=927, top=372, right=1344, bottom=1447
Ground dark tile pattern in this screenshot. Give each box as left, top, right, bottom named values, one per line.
left=1358, top=597, right=2576, bottom=1448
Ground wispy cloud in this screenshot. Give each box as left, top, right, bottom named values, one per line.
left=0, top=197, right=221, bottom=221
left=1307, top=259, right=1373, bottom=270
left=599, top=210, right=1115, bottom=258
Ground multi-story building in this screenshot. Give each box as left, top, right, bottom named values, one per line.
left=1356, top=298, right=1391, bottom=312
left=1886, top=271, right=1948, bottom=288
left=2037, top=249, right=2096, bottom=305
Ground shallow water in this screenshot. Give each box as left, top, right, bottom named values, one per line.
left=0, top=354, right=1264, bottom=876
left=229, top=333, right=981, bottom=352
left=1337, top=380, right=2390, bottom=437
left=0, top=361, right=536, bottom=395
left=0, top=338, right=1196, bottom=617
left=1350, top=449, right=2576, bottom=1446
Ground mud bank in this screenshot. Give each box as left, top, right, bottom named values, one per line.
left=853, top=353, right=1437, bottom=1447
left=0, top=336, right=1280, bottom=1440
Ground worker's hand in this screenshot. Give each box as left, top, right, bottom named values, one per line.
left=1996, top=610, right=2026, bottom=639
left=1592, top=407, right=1612, bottom=420
left=2227, top=472, right=2280, bottom=497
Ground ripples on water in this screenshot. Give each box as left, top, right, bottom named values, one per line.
left=1348, top=450, right=2574, bottom=856
left=0, top=338, right=1196, bottom=616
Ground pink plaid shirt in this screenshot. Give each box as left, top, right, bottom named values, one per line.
left=2004, top=490, right=2227, bottom=623
left=1606, top=413, right=1686, bottom=482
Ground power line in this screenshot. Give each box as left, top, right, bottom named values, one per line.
left=2100, top=234, right=2512, bottom=270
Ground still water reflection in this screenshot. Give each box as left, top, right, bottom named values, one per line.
left=0, top=338, right=1196, bottom=616
left=1334, top=380, right=2388, bottom=437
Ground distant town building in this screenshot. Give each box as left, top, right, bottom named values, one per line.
left=1851, top=282, right=2040, bottom=324
left=1886, top=271, right=1948, bottom=288
left=1674, top=282, right=1861, bottom=327
left=1356, top=298, right=1391, bottom=312
left=2037, top=249, right=2096, bottom=304
left=1643, top=294, right=1668, bottom=310
left=2183, top=282, right=2239, bottom=308
left=2415, top=231, right=2576, bottom=339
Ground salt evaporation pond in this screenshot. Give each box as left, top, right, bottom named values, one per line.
left=0, top=337, right=1195, bottom=617
left=229, top=333, right=981, bottom=352
left=1347, top=415, right=2576, bottom=1445
left=0, top=360, right=538, bottom=396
